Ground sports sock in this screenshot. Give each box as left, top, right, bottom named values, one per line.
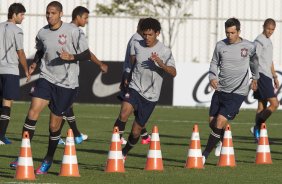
left=202, top=126, right=222, bottom=158
left=114, top=119, right=126, bottom=139
left=65, top=108, right=80, bottom=137
left=122, top=133, right=140, bottom=156
left=140, top=128, right=149, bottom=139
left=22, top=117, right=37, bottom=140
left=256, top=109, right=272, bottom=128
left=44, top=128, right=61, bottom=162
left=0, top=106, right=11, bottom=139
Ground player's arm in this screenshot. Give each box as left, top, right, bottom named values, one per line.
left=90, top=51, right=108, bottom=73
left=29, top=49, right=44, bottom=75
left=208, top=45, right=220, bottom=90
left=250, top=47, right=259, bottom=91
left=150, top=52, right=176, bottom=77
left=60, top=48, right=91, bottom=62
left=271, top=62, right=279, bottom=89
left=17, top=49, right=30, bottom=82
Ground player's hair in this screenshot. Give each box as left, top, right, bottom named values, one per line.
left=47, top=1, right=63, bottom=12
left=8, top=3, right=26, bottom=19
left=263, top=18, right=276, bottom=27
left=225, top=18, right=240, bottom=31
left=137, top=18, right=145, bottom=32
left=140, top=17, right=161, bottom=33
left=72, top=6, right=89, bottom=21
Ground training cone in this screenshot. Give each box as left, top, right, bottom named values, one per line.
left=59, top=129, right=80, bottom=177
left=217, top=124, right=236, bottom=167
left=185, top=124, right=204, bottom=169
left=105, top=126, right=125, bottom=172
left=144, top=125, right=163, bottom=171
left=255, top=123, right=272, bottom=164
left=15, top=131, right=35, bottom=180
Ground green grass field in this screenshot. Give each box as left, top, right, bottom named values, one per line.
left=0, top=102, right=282, bottom=183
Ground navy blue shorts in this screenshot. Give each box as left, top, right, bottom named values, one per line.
left=30, top=78, right=78, bottom=116
left=209, top=91, right=245, bottom=120
left=0, top=74, right=20, bottom=100
left=119, top=88, right=157, bottom=126
left=253, top=73, right=276, bottom=100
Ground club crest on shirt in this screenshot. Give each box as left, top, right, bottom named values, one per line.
left=241, top=48, right=248, bottom=57
left=58, top=34, right=67, bottom=45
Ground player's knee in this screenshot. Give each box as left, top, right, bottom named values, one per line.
left=119, top=111, right=130, bottom=122
left=271, top=99, right=279, bottom=110
left=49, top=123, right=60, bottom=132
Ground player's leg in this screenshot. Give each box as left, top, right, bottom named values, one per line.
left=114, top=101, right=133, bottom=144
left=64, top=106, right=88, bottom=144
left=253, top=100, right=266, bottom=141
left=122, top=92, right=156, bottom=158
left=36, top=113, right=64, bottom=175
left=0, top=74, right=20, bottom=144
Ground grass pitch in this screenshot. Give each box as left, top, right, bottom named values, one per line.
left=0, top=102, right=282, bottom=183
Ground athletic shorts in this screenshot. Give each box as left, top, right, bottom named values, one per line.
left=30, top=78, right=78, bottom=116
left=253, top=73, right=276, bottom=100
left=119, top=88, right=157, bottom=126
left=0, top=74, right=20, bottom=100
left=209, top=91, right=245, bottom=120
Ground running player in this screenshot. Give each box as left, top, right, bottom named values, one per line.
left=202, top=18, right=259, bottom=164
left=251, top=18, right=279, bottom=142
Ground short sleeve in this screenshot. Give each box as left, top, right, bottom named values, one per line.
left=15, top=29, right=24, bottom=51
left=72, top=28, right=89, bottom=53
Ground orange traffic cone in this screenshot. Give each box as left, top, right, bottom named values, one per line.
left=217, top=124, right=236, bottom=167
left=15, top=131, right=35, bottom=180
left=144, top=125, right=163, bottom=171
left=185, top=124, right=204, bottom=169
left=59, top=129, right=80, bottom=177
left=105, top=126, right=125, bottom=172
left=255, top=123, right=272, bottom=164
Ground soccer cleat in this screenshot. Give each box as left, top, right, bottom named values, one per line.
left=120, top=137, right=127, bottom=145
left=81, top=133, right=88, bottom=141
left=58, top=138, right=65, bottom=145
left=215, top=141, right=222, bottom=157
left=141, top=135, right=151, bottom=145
left=250, top=126, right=254, bottom=135
left=0, top=137, right=12, bottom=145
left=9, top=158, right=18, bottom=169
left=253, top=126, right=260, bottom=142
left=75, top=135, right=84, bottom=144
left=202, top=156, right=206, bottom=165
left=35, top=160, right=52, bottom=175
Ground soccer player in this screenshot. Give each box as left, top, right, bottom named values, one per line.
left=202, top=18, right=259, bottom=164
left=11, top=1, right=91, bottom=174
left=116, top=18, right=151, bottom=145
left=250, top=18, right=279, bottom=142
left=117, top=17, right=176, bottom=159
left=0, top=3, right=30, bottom=144
left=57, top=6, right=109, bottom=145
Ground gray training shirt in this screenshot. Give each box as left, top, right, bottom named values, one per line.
left=0, top=21, right=24, bottom=75
left=123, top=32, right=143, bottom=73
left=254, top=33, right=273, bottom=79
left=129, top=40, right=176, bottom=102
left=36, top=22, right=88, bottom=89
left=209, top=38, right=259, bottom=96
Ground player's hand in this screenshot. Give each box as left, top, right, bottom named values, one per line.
left=25, top=70, right=31, bottom=82
left=274, top=78, right=279, bottom=89
left=100, top=63, right=108, bottom=73
left=60, top=49, right=74, bottom=61
left=210, top=79, right=218, bottom=90
left=150, top=52, right=162, bottom=65
left=28, top=63, right=37, bottom=75
left=251, top=79, right=258, bottom=91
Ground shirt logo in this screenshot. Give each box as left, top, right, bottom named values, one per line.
left=241, top=48, right=248, bottom=57
left=58, top=34, right=67, bottom=45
